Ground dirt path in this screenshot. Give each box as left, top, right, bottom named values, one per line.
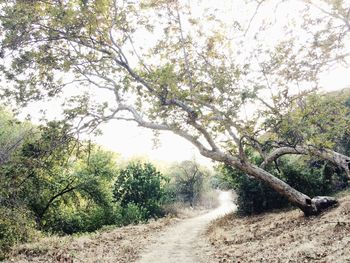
left=136, top=191, right=236, bottom=263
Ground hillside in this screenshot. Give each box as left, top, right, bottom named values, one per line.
left=207, top=193, right=350, bottom=263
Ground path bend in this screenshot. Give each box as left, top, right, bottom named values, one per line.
left=136, top=190, right=236, bottom=263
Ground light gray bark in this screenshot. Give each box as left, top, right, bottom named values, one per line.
left=261, top=145, right=350, bottom=178
left=237, top=161, right=338, bottom=215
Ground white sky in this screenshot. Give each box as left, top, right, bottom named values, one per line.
left=13, top=1, right=350, bottom=166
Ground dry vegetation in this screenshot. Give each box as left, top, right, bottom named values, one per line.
left=4, top=217, right=178, bottom=263
left=207, top=193, right=350, bottom=263
left=5, top=192, right=350, bottom=263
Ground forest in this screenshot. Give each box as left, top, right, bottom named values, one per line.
left=0, top=0, right=350, bottom=262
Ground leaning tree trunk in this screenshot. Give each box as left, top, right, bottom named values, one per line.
left=234, top=160, right=338, bottom=216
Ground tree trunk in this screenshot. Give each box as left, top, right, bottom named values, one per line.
left=36, top=186, right=77, bottom=226
left=261, top=145, right=350, bottom=179
left=311, top=147, right=350, bottom=179
left=235, top=160, right=338, bottom=216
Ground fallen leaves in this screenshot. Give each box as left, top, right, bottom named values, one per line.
left=206, top=195, right=350, bottom=263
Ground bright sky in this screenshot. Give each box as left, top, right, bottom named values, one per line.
left=14, top=1, right=350, bottom=166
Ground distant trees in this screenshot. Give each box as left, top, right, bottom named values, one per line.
left=168, top=160, right=207, bottom=207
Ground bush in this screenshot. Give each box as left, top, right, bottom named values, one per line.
left=0, top=207, right=36, bottom=260
left=220, top=165, right=289, bottom=215
left=42, top=202, right=122, bottom=234
left=113, top=162, right=165, bottom=221
left=219, top=155, right=348, bottom=215
left=120, top=203, right=149, bottom=225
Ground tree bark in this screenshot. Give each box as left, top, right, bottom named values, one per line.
left=235, top=160, right=338, bottom=215
left=37, top=186, right=77, bottom=225
left=192, top=148, right=338, bottom=216
left=261, top=145, right=350, bottom=179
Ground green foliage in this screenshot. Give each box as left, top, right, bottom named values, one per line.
left=332, top=90, right=350, bottom=156
left=218, top=164, right=289, bottom=215
left=0, top=108, right=172, bottom=248
left=0, top=109, right=172, bottom=260
left=281, top=159, right=331, bottom=197
left=119, top=203, right=149, bottom=225
left=0, top=113, right=124, bottom=237
left=43, top=203, right=122, bottom=234
left=0, top=207, right=36, bottom=260
left=219, top=155, right=347, bottom=215
left=113, top=162, right=165, bottom=220
left=0, top=110, right=38, bottom=259
left=267, top=93, right=350, bottom=149
left=36, top=147, right=119, bottom=234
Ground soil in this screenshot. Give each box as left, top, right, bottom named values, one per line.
left=136, top=190, right=236, bottom=263
left=206, top=193, right=350, bottom=263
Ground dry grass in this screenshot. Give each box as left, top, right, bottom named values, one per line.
left=162, top=190, right=220, bottom=219
left=3, top=199, right=215, bottom=263
left=162, top=202, right=212, bottom=219
left=7, top=192, right=350, bottom=263
left=4, top=217, right=176, bottom=263
left=206, top=194, right=350, bottom=263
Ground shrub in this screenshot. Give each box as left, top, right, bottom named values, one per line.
left=120, top=203, right=149, bottom=225
left=219, top=165, right=288, bottom=215
left=0, top=207, right=36, bottom=260
left=113, top=162, right=165, bottom=220
left=42, top=202, right=123, bottom=234
left=218, top=155, right=347, bottom=215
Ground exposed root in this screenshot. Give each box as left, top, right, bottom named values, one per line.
left=304, top=196, right=338, bottom=216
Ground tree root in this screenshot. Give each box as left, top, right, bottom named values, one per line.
left=304, top=196, right=338, bottom=216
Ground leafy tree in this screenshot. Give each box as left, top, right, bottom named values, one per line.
left=0, top=108, right=32, bottom=165
left=168, top=160, right=206, bottom=206
left=219, top=154, right=346, bottom=215
left=1, top=0, right=350, bottom=215
left=113, top=162, right=165, bottom=219
left=9, top=121, right=81, bottom=224
left=1, top=119, right=119, bottom=232
left=259, top=92, right=350, bottom=175
left=0, top=109, right=37, bottom=258
left=38, top=146, right=119, bottom=233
